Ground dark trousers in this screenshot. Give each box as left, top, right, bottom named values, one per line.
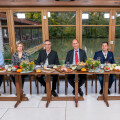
left=97, top=74, right=116, bottom=89
left=36, top=75, right=58, bottom=91
left=67, top=74, right=86, bottom=90
left=10, top=75, right=29, bottom=88
left=0, top=75, right=3, bottom=87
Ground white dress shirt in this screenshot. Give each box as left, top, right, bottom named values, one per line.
left=102, top=51, right=108, bottom=59
left=44, top=50, right=51, bottom=66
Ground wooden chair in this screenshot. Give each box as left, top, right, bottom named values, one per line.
left=3, top=76, right=6, bottom=93
left=57, top=74, right=68, bottom=95
left=65, top=75, right=68, bottom=95
left=57, top=74, right=97, bottom=95
left=114, top=74, right=120, bottom=93
left=3, top=75, right=12, bottom=94
left=57, top=75, right=60, bottom=93
left=85, top=74, right=97, bottom=95
left=9, top=75, right=39, bottom=95
left=29, top=75, right=40, bottom=94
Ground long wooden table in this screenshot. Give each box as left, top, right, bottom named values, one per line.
left=40, top=70, right=120, bottom=107
left=0, top=70, right=120, bottom=108
left=97, top=71, right=120, bottom=107
left=41, top=72, right=83, bottom=107
left=15, top=71, right=84, bottom=107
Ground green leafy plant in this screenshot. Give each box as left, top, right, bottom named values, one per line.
left=92, top=60, right=101, bottom=69
left=20, top=60, right=35, bottom=72
left=86, top=58, right=93, bottom=69
left=86, top=58, right=100, bottom=70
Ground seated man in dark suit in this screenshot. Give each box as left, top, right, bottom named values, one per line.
left=94, top=42, right=116, bottom=94
left=65, top=39, right=87, bottom=96
left=0, top=51, right=4, bottom=89
left=36, top=40, right=59, bottom=97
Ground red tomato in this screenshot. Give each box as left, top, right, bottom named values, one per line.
left=14, top=65, right=18, bottom=68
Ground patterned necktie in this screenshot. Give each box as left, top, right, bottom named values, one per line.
left=75, top=51, right=79, bottom=64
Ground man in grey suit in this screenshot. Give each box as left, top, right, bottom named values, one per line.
left=65, top=39, right=87, bottom=96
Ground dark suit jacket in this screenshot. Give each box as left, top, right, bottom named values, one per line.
left=93, top=50, right=114, bottom=64
left=65, top=49, right=87, bottom=64
left=36, top=50, right=59, bottom=65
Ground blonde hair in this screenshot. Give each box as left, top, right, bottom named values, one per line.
left=16, top=42, right=24, bottom=51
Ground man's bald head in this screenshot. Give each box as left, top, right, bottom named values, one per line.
left=72, top=39, right=79, bottom=43
left=72, top=39, right=79, bottom=50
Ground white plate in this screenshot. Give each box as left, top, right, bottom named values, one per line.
left=44, top=68, right=52, bottom=70
left=42, top=69, right=55, bottom=73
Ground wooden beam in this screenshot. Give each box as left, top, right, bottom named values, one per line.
left=6, top=10, right=16, bottom=56
left=108, top=10, right=112, bottom=52
left=1, top=1, right=120, bottom=7
left=80, top=10, right=82, bottom=49
left=112, top=10, right=116, bottom=55
left=41, top=9, right=49, bottom=48
left=76, top=10, right=80, bottom=47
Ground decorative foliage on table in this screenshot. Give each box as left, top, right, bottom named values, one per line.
left=86, top=58, right=94, bottom=69
left=86, top=58, right=101, bottom=71
left=29, top=61, right=35, bottom=71
left=92, top=60, right=101, bottom=69
left=20, top=60, right=35, bottom=72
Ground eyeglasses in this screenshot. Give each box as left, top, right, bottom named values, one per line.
left=44, top=44, right=51, bottom=46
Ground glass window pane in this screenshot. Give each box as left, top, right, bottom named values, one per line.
left=116, top=12, right=120, bottom=25
left=15, top=27, right=43, bottom=59
left=114, top=27, right=120, bottom=60
left=49, top=26, right=76, bottom=64
left=0, top=27, right=11, bottom=64
left=0, top=12, right=7, bottom=25
left=48, top=12, right=76, bottom=25
left=13, top=12, right=42, bottom=25
left=82, top=12, right=110, bottom=25
left=82, top=26, right=109, bottom=58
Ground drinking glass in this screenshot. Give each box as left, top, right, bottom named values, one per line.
left=40, top=62, right=44, bottom=69
left=66, top=61, right=70, bottom=68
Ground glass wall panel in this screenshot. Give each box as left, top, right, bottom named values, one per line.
left=48, top=11, right=76, bottom=64
left=13, top=12, right=43, bottom=60
left=0, top=12, right=11, bottom=64
left=114, top=26, right=120, bottom=63
left=116, top=12, right=120, bottom=25
left=15, top=27, right=42, bottom=59
left=13, top=12, right=42, bottom=25
left=0, top=27, right=11, bottom=64
left=48, top=12, right=76, bottom=25
left=82, top=12, right=110, bottom=25
left=0, top=12, right=7, bottom=25
left=82, top=26, right=109, bottom=58
left=49, top=26, right=76, bottom=64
